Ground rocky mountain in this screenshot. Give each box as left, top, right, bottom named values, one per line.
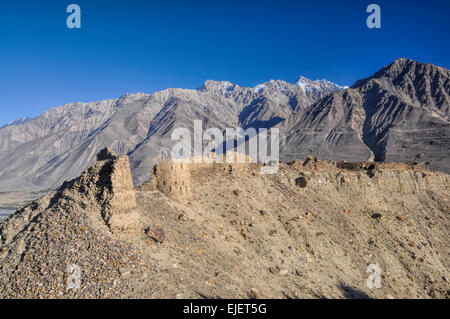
left=0, top=117, right=33, bottom=129
left=0, top=58, right=448, bottom=194
left=295, top=76, right=348, bottom=97
left=280, top=58, right=450, bottom=173
left=0, top=76, right=343, bottom=192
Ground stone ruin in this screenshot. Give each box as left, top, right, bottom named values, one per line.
left=153, top=161, right=193, bottom=202
left=103, top=154, right=141, bottom=235
left=83, top=147, right=141, bottom=235
left=74, top=150, right=256, bottom=228
left=150, top=152, right=255, bottom=202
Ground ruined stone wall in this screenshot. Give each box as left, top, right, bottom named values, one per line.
left=154, top=161, right=193, bottom=201
left=109, top=156, right=137, bottom=211
left=107, top=155, right=141, bottom=234
left=68, top=147, right=142, bottom=235
left=152, top=152, right=256, bottom=202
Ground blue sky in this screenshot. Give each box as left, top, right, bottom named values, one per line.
left=0, top=0, right=449, bottom=126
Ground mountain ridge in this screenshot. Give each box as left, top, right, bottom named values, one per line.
left=0, top=75, right=344, bottom=192
left=0, top=59, right=449, bottom=193
left=279, top=58, right=450, bottom=173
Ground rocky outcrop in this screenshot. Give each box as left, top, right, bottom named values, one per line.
left=0, top=148, right=144, bottom=298
left=0, top=148, right=142, bottom=240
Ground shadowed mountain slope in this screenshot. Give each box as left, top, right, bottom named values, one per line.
left=280, top=58, right=450, bottom=173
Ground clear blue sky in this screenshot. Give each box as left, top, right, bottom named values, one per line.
left=1, top=0, right=449, bottom=126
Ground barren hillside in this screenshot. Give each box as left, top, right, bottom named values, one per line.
left=280, top=58, right=450, bottom=173
left=0, top=149, right=448, bottom=299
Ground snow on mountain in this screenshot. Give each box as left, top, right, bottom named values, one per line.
left=295, top=76, right=347, bottom=94
left=198, top=80, right=239, bottom=95
left=253, top=83, right=266, bottom=93
left=1, top=117, right=33, bottom=128
left=252, top=76, right=346, bottom=97
left=280, top=58, right=450, bottom=174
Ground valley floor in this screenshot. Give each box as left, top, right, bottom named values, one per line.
left=0, top=190, right=48, bottom=222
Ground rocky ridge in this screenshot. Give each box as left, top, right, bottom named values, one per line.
left=280, top=58, right=450, bottom=173
left=0, top=149, right=448, bottom=298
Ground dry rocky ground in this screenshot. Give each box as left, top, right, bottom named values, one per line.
left=0, top=148, right=449, bottom=299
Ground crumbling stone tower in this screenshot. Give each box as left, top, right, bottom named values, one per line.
left=153, top=160, right=193, bottom=202
left=95, top=148, right=141, bottom=235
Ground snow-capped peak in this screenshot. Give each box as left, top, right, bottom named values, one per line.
left=118, top=92, right=150, bottom=102
left=2, top=117, right=33, bottom=128
left=198, top=80, right=239, bottom=96
left=253, top=83, right=266, bottom=93
left=198, top=80, right=239, bottom=95
left=295, top=76, right=347, bottom=94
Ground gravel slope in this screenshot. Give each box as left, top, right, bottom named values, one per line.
left=0, top=151, right=448, bottom=299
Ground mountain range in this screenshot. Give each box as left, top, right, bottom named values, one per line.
left=279, top=58, right=450, bottom=170
left=0, top=58, right=448, bottom=192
